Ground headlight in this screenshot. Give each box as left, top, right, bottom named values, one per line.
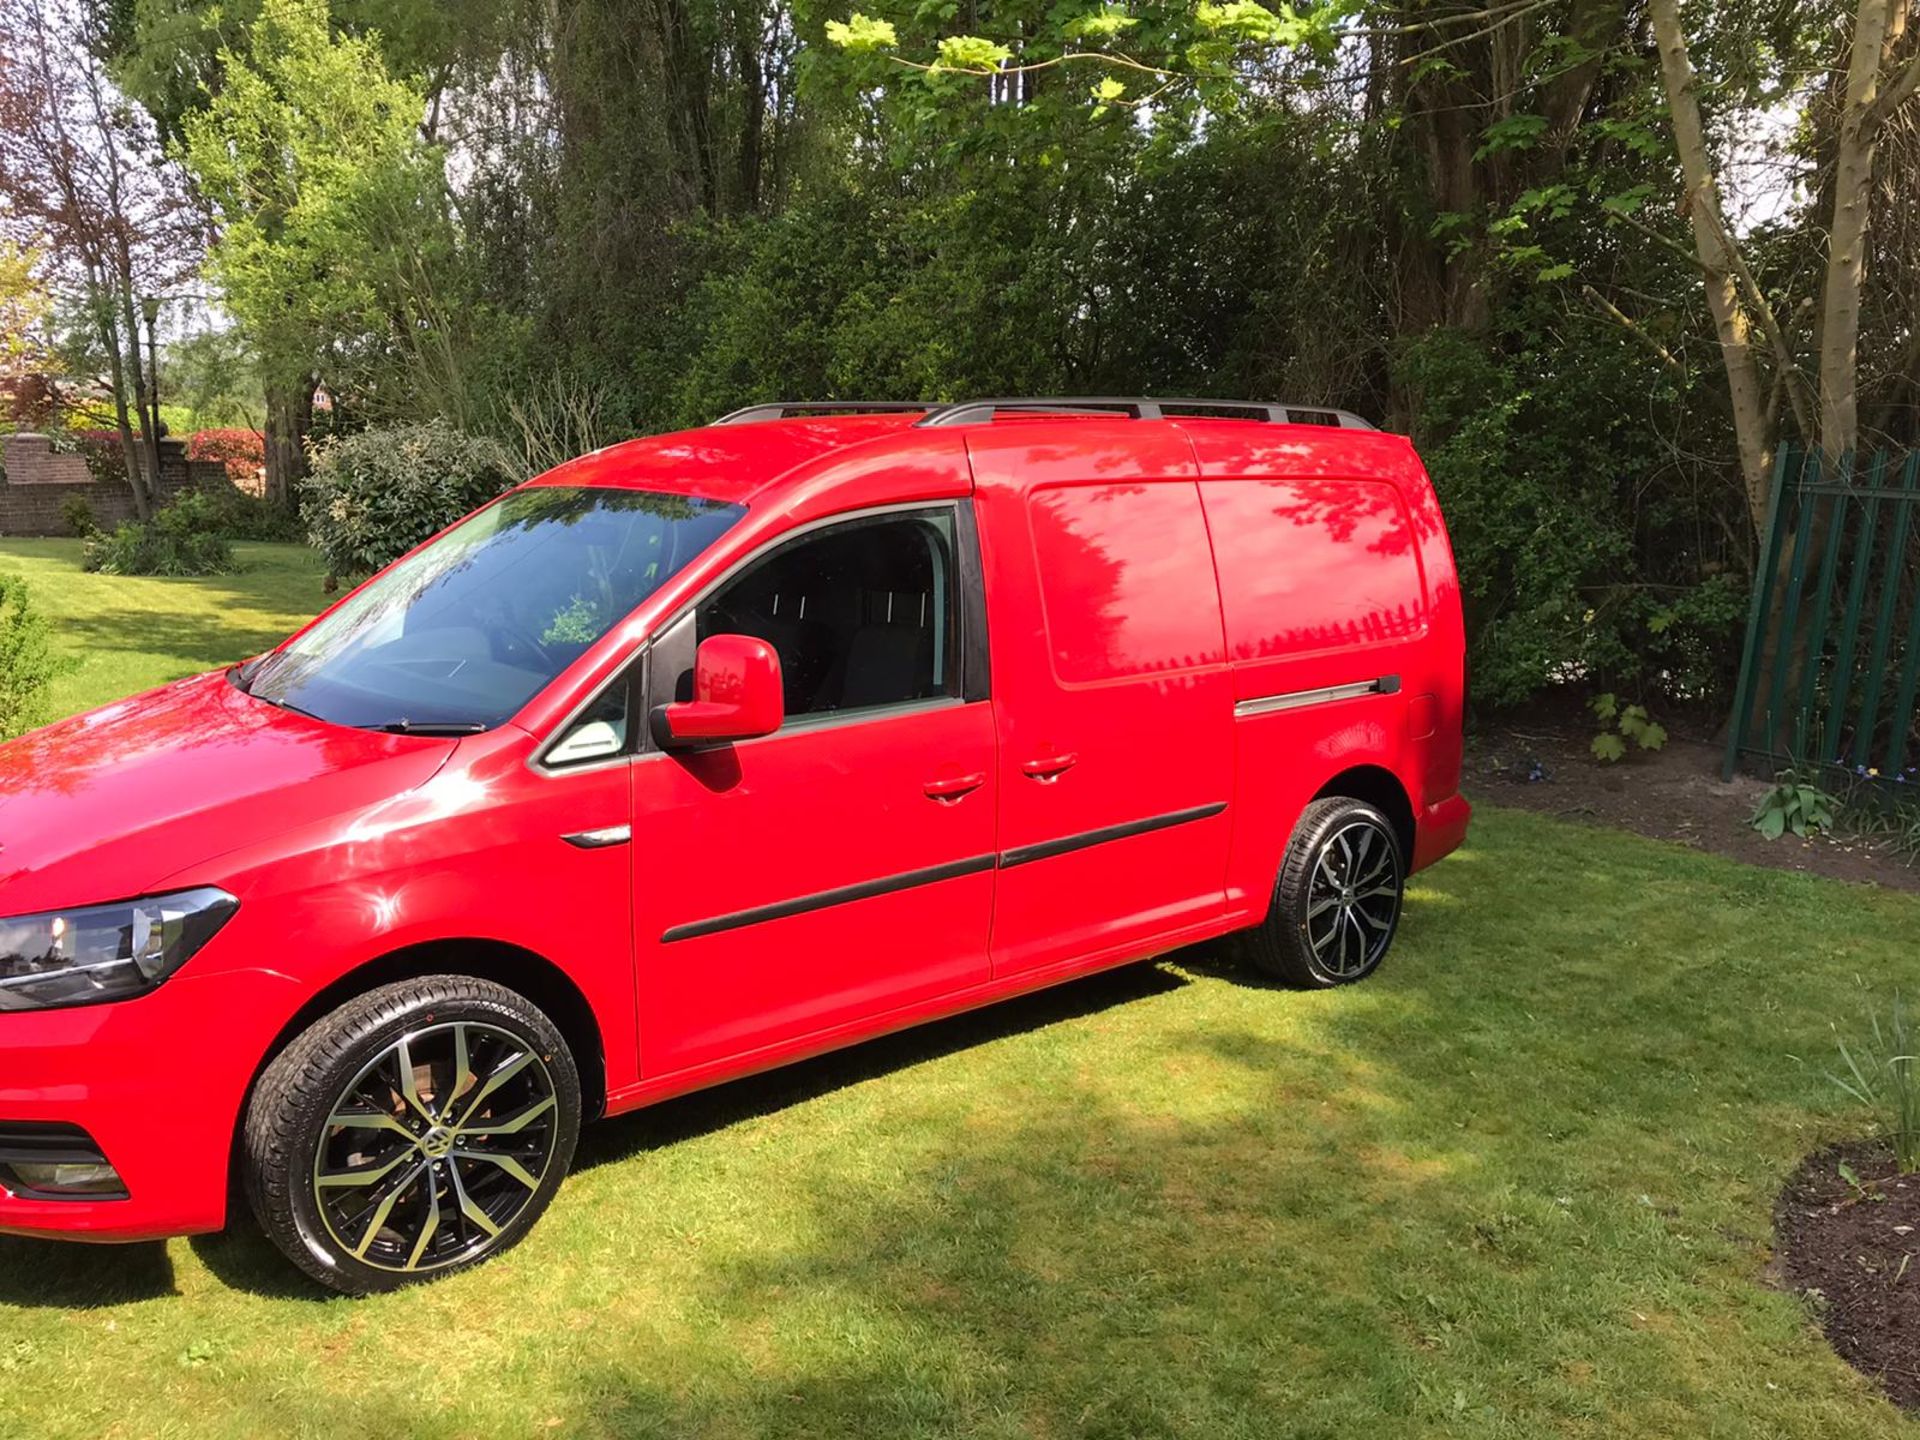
left=0, top=887, right=238, bottom=1012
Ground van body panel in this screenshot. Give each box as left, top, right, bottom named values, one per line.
left=630, top=698, right=998, bottom=1074
left=966, top=423, right=1234, bottom=976
left=0, top=409, right=1471, bottom=1248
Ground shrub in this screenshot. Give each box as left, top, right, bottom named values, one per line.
left=196, top=484, right=303, bottom=542
left=82, top=491, right=238, bottom=576
left=1751, top=768, right=1841, bottom=839
left=59, top=494, right=97, bottom=537
left=186, top=428, right=267, bottom=489
left=0, top=573, right=57, bottom=739
left=303, top=419, right=520, bottom=580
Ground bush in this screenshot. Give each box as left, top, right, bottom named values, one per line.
left=186, top=428, right=266, bottom=488
left=197, top=484, right=303, bottom=542
left=303, top=419, right=520, bottom=579
left=82, top=491, right=238, bottom=576
left=59, top=494, right=97, bottom=537
left=0, top=573, right=57, bottom=739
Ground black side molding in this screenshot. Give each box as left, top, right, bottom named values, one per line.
left=660, top=802, right=1230, bottom=942
left=998, top=802, right=1228, bottom=870
left=662, top=854, right=997, bottom=943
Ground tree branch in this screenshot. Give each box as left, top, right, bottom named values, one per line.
left=1582, top=284, right=1681, bottom=372
left=1868, top=44, right=1920, bottom=130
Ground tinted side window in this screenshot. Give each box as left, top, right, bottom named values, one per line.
left=697, top=511, right=958, bottom=720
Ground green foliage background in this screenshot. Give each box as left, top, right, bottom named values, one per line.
left=91, top=0, right=1907, bottom=714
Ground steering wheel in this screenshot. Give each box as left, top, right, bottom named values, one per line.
left=487, top=611, right=559, bottom=672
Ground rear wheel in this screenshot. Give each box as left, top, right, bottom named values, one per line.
left=1243, top=797, right=1404, bottom=987
left=243, top=976, right=581, bottom=1295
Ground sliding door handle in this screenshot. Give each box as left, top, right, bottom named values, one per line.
left=1020, top=752, right=1078, bottom=782
left=563, top=825, right=632, bottom=849
left=924, top=772, right=986, bottom=802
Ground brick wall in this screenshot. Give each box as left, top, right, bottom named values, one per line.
left=0, top=433, right=241, bottom=536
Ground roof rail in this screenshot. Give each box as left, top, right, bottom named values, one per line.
left=712, top=401, right=933, bottom=425
left=915, top=397, right=1374, bottom=430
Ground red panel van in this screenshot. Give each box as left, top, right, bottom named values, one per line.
left=0, top=398, right=1469, bottom=1292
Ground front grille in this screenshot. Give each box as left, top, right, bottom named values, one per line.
left=0, top=1122, right=127, bottom=1201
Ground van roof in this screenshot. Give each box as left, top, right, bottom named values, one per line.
left=525, top=398, right=1403, bottom=507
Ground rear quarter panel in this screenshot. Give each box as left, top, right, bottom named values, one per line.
left=1182, top=425, right=1466, bottom=913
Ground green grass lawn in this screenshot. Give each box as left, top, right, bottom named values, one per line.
left=0, top=548, right=1917, bottom=1436
left=0, top=539, right=328, bottom=718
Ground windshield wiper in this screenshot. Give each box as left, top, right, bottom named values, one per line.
left=374, top=719, right=489, bottom=736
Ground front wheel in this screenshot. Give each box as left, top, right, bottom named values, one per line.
left=243, top=976, right=581, bottom=1295
left=1243, top=797, right=1405, bottom=987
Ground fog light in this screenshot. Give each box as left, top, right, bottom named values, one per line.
left=8, top=1160, right=124, bottom=1195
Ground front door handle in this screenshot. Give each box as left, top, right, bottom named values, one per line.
left=924, top=772, right=986, bottom=802
left=1020, top=752, right=1079, bottom=782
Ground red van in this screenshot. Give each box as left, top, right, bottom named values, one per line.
left=0, top=398, right=1468, bottom=1292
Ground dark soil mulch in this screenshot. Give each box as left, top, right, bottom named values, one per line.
left=1775, top=1140, right=1920, bottom=1409
left=1466, top=722, right=1920, bottom=894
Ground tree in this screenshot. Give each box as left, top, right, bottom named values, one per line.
left=0, top=241, right=54, bottom=411
left=177, top=0, right=457, bottom=503
left=1650, top=0, right=1920, bottom=503
left=0, top=0, right=195, bottom=517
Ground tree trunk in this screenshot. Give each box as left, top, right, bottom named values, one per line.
left=1819, top=0, right=1899, bottom=458
left=91, top=304, right=152, bottom=521
left=1650, top=0, right=1775, bottom=535
left=263, top=376, right=314, bottom=509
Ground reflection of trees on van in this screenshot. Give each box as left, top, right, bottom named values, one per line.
left=1201, top=479, right=1427, bottom=662
left=1255, top=478, right=1415, bottom=557
left=1030, top=482, right=1228, bottom=682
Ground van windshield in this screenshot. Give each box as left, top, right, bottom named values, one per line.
left=242, top=486, right=745, bottom=732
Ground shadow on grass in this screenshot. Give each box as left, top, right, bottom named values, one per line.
left=572, top=958, right=1196, bottom=1173
left=0, top=1237, right=177, bottom=1308
left=3, top=955, right=1199, bottom=1307
left=50, top=606, right=309, bottom=673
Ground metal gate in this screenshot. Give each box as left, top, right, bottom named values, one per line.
left=1723, top=446, right=1920, bottom=782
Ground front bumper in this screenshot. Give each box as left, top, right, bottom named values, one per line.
left=0, top=965, right=301, bottom=1242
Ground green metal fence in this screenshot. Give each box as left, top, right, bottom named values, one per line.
left=1723, top=446, right=1920, bottom=783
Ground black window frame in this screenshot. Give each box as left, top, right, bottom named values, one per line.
left=534, top=499, right=991, bottom=772
left=645, top=500, right=989, bottom=750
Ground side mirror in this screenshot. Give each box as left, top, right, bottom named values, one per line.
left=650, top=634, right=784, bottom=749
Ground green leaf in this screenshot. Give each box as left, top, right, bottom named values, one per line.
left=825, top=12, right=899, bottom=50
left=1635, top=721, right=1667, bottom=751
left=1589, top=692, right=1618, bottom=721
left=1473, top=113, right=1548, bottom=161
left=1590, top=732, right=1627, bottom=763
left=1756, top=806, right=1786, bottom=840
left=933, top=33, right=1013, bottom=68
left=1066, top=8, right=1139, bottom=39
left=1090, top=75, right=1127, bottom=103
left=1535, top=262, right=1574, bottom=283
left=1194, top=0, right=1289, bottom=42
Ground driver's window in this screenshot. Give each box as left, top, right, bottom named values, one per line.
left=695, top=510, right=957, bottom=722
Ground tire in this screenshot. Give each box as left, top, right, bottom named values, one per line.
left=1243, top=797, right=1405, bottom=988
left=243, top=975, right=582, bottom=1295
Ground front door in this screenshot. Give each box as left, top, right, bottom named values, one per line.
left=968, top=426, right=1235, bottom=977
left=631, top=505, right=998, bottom=1076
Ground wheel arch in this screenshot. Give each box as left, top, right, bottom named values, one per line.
left=1312, top=764, right=1416, bottom=864
left=239, top=939, right=609, bottom=1145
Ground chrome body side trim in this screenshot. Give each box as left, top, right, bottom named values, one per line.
left=1233, top=675, right=1400, bottom=719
